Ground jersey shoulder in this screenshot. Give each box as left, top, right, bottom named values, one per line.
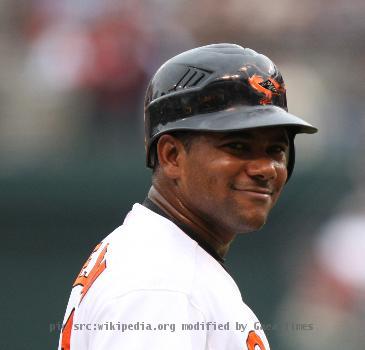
left=85, top=203, right=202, bottom=302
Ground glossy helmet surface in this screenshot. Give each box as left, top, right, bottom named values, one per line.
left=144, top=43, right=317, bottom=179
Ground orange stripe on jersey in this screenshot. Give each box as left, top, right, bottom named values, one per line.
left=73, top=242, right=104, bottom=287
left=73, top=243, right=109, bottom=304
left=246, top=330, right=266, bottom=350
left=61, top=308, right=75, bottom=350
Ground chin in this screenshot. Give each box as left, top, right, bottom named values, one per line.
left=235, top=215, right=268, bottom=234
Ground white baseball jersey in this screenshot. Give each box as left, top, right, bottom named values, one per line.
left=59, top=202, right=270, bottom=350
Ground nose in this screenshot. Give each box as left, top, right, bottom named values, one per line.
left=245, top=157, right=277, bottom=181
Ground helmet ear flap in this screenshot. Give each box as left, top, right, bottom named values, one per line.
left=148, top=141, right=158, bottom=169
left=286, top=133, right=296, bottom=182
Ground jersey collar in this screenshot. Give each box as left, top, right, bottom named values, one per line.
left=142, top=197, right=226, bottom=266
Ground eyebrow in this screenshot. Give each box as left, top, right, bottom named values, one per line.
left=218, top=131, right=289, bottom=145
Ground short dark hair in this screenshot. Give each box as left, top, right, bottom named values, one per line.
left=151, top=131, right=197, bottom=174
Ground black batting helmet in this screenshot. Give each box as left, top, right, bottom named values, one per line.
left=144, top=43, right=317, bottom=179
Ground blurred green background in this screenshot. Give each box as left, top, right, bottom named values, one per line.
left=1, top=0, right=364, bottom=349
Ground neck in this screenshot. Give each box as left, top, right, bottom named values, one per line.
left=147, top=185, right=234, bottom=259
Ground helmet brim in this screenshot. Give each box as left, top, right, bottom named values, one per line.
left=150, top=105, right=317, bottom=145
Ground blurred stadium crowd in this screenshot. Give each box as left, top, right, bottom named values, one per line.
left=1, top=0, right=364, bottom=167
left=1, top=1, right=365, bottom=349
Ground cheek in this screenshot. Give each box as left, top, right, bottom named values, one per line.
left=278, top=162, right=288, bottom=183
left=183, top=158, right=229, bottom=201
left=190, top=166, right=221, bottom=195
left=272, top=163, right=288, bottom=199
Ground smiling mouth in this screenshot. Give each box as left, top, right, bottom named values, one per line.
left=232, top=186, right=273, bottom=199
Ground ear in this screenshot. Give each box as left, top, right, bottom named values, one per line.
left=156, top=134, right=186, bottom=179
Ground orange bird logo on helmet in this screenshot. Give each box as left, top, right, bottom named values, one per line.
left=248, top=74, right=285, bottom=105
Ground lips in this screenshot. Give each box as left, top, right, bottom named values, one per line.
left=231, top=185, right=274, bottom=200
left=232, top=185, right=273, bottom=195
left=241, top=188, right=273, bottom=195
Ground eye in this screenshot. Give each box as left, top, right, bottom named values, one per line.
left=224, top=142, right=250, bottom=151
left=267, top=144, right=289, bottom=159
left=269, top=145, right=286, bottom=153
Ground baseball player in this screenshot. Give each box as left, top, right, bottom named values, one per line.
left=59, top=43, right=317, bottom=350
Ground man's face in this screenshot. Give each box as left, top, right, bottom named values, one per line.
left=176, top=127, right=289, bottom=235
